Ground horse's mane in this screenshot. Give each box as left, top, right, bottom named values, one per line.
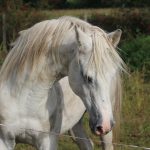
left=112, top=71, right=122, bottom=142
left=0, top=16, right=125, bottom=88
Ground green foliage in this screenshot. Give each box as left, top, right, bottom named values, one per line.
left=121, top=35, right=150, bottom=72
left=121, top=0, right=150, bottom=7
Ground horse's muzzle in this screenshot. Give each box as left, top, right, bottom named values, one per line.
left=90, top=119, right=115, bottom=136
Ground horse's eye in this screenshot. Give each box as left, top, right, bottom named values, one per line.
left=86, top=76, right=93, bottom=84
left=81, top=71, right=93, bottom=84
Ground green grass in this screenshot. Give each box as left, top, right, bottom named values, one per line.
left=14, top=71, right=150, bottom=150
left=120, top=71, right=150, bottom=148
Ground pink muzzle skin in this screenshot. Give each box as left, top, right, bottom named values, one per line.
left=95, top=109, right=114, bottom=136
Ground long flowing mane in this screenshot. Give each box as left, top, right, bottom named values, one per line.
left=112, top=71, right=122, bottom=143
left=0, top=16, right=125, bottom=89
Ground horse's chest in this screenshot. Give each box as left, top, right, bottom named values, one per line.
left=16, top=118, right=51, bottom=145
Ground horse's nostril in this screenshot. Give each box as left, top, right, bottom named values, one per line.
left=96, top=125, right=102, bottom=130
left=96, top=125, right=103, bottom=134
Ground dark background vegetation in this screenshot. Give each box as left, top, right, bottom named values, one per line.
left=0, top=0, right=150, bottom=149
left=1, top=0, right=150, bottom=9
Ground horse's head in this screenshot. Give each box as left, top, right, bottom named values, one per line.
left=67, top=27, right=123, bottom=136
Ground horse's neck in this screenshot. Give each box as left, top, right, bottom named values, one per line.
left=27, top=80, right=54, bottom=98
left=19, top=80, right=56, bottom=117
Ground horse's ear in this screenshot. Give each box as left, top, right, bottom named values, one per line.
left=107, top=29, right=122, bottom=47
left=75, top=26, right=92, bottom=53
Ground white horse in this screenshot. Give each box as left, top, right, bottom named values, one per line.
left=0, top=16, right=125, bottom=150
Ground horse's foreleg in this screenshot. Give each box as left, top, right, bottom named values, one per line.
left=0, top=138, right=15, bottom=150
left=100, top=131, right=113, bottom=150
left=34, top=112, right=60, bottom=150
left=0, top=139, right=8, bottom=150
left=37, top=134, right=58, bottom=150
left=69, top=119, right=94, bottom=150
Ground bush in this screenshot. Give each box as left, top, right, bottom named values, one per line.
left=89, top=9, right=150, bottom=39
left=120, top=35, right=150, bottom=73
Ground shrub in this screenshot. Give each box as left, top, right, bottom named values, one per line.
left=120, top=35, right=150, bottom=74
left=89, top=9, right=150, bottom=39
